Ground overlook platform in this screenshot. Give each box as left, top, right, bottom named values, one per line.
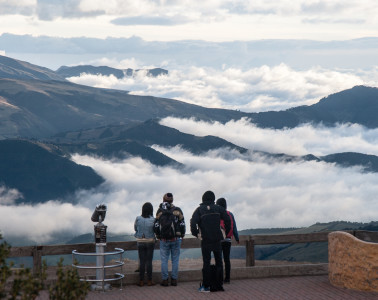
left=36, top=275, right=377, bottom=300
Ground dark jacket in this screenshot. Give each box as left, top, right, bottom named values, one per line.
left=190, top=200, right=231, bottom=244
left=155, top=203, right=186, bottom=238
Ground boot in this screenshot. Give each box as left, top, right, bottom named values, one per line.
left=160, top=279, right=169, bottom=286
left=171, top=278, right=177, bottom=286
left=147, top=280, right=156, bottom=286
left=137, top=280, right=144, bottom=287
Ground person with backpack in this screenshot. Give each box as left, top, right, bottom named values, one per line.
left=190, top=190, right=231, bottom=292
left=216, top=197, right=239, bottom=284
left=154, top=193, right=186, bottom=287
left=134, top=202, right=156, bottom=287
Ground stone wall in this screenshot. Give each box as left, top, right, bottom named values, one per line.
left=328, top=231, right=378, bottom=292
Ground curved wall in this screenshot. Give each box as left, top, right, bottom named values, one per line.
left=328, top=231, right=378, bottom=292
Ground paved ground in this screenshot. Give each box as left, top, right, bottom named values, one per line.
left=36, top=275, right=377, bottom=300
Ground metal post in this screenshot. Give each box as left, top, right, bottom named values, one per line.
left=92, top=204, right=109, bottom=291
left=95, top=243, right=105, bottom=290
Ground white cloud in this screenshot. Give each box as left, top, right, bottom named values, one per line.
left=160, top=117, right=378, bottom=156
left=67, top=64, right=372, bottom=112
left=0, top=185, right=22, bottom=205
left=1, top=145, right=377, bottom=243
left=0, top=201, right=92, bottom=243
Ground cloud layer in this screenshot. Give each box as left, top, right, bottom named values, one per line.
left=67, top=63, right=375, bottom=112
left=1, top=119, right=378, bottom=243
left=160, top=117, right=378, bottom=156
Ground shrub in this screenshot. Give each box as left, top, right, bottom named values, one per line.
left=0, top=234, right=12, bottom=298
left=0, top=234, right=89, bottom=299
left=9, top=261, right=46, bottom=300
left=48, top=258, right=90, bottom=300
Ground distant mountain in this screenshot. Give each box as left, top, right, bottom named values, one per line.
left=0, top=77, right=248, bottom=139
left=49, top=120, right=378, bottom=173
left=56, top=65, right=168, bottom=78
left=2, top=56, right=378, bottom=140
left=47, top=120, right=247, bottom=167
left=321, top=152, right=378, bottom=172
left=0, top=139, right=104, bottom=204
left=58, top=139, right=182, bottom=167
left=250, top=86, right=378, bottom=129
left=117, top=119, right=248, bottom=155
left=0, top=55, right=65, bottom=81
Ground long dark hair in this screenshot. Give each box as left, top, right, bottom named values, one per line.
left=141, top=202, right=153, bottom=218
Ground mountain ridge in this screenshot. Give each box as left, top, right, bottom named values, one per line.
left=56, top=65, right=168, bottom=78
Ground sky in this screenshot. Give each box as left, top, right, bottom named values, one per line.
left=0, top=0, right=378, bottom=243
left=1, top=0, right=378, bottom=41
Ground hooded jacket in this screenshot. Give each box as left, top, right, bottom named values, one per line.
left=190, top=200, right=231, bottom=244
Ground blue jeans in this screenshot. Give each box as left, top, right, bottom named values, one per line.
left=160, top=239, right=182, bottom=280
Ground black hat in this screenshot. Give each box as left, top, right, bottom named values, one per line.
left=202, top=190, right=215, bottom=203
left=216, top=198, right=227, bottom=209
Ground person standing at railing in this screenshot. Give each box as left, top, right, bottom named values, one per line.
left=154, top=193, right=186, bottom=287
left=134, top=202, right=156, bottom=287
left=190, top=190, right=231, bottom=292
left=216, top=197, right=239, bottom=284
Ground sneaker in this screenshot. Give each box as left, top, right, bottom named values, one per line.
left=171, top=279, right=177, bottom=286
left=198, top=285, right=210, bottom=292
left=160, top=279, right=169, bottom=287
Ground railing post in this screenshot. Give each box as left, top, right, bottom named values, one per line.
left=32, top=246, right=42, bottom=275
left=245, top=236, right=255, bottom=266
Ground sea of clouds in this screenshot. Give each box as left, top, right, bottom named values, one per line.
left=1, top=118, right=378, bottom=243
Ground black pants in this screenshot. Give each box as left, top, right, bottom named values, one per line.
left=201, top=241, right=223, bottom=288
left=221, top=241, right=231, bottom=280
left=138, top=242, right=154, bottom=281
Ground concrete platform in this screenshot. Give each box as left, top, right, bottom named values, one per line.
left=36, top=275, right=378, bottom=300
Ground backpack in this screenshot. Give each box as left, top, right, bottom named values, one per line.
left=155, top=202, right=178, bottom=239
left=220, top=211, right=234, bottom=239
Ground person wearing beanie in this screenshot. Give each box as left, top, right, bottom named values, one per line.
left=190, top=190, right=231, bottom=292
left=163, top=193, right=173, bottom=203
left=216, top=197, right=239, bottom=284
left=154, top=193, right=185, bottom=287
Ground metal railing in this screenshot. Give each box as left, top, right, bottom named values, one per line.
left=72, top=247, right=125, bottom=291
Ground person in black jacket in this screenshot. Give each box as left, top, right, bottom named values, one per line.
left=190, top=190, right=231, bottom=292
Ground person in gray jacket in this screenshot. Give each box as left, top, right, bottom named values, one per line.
left=134, top=202, right=156, bottom=287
